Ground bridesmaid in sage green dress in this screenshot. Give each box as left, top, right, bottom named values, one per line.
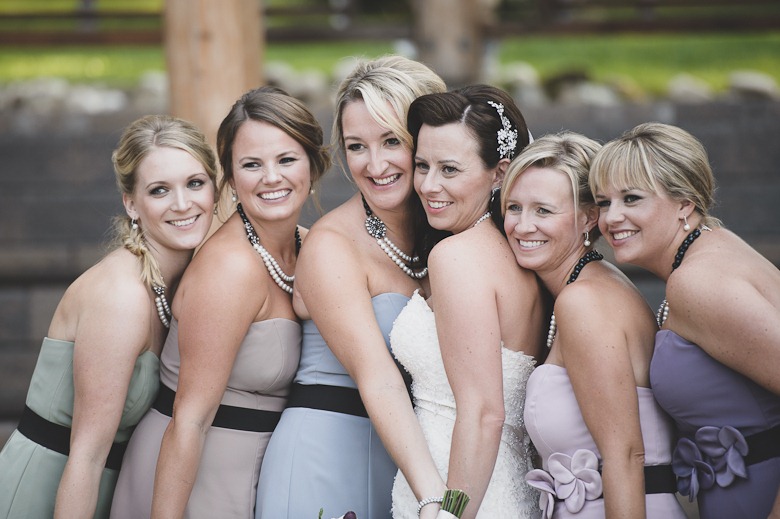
left=0, top=114, right=217, bottom=519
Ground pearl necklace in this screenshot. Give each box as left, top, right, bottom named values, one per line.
left=472, top=211, right=491, bottom=228
left=361, top=196, right=428, bottom=279
left=656, top=225, right=710, bottom=327
left=546, top=249, right=604, bottom=348
left=237, top=203, right=301, bottom=295
left=152, top=284, right=171, bottom=328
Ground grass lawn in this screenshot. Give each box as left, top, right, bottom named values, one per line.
left=0, top=32, right=779, bottom=96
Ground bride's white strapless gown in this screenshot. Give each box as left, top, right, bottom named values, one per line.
left=390, top=291, right=541, bottom=518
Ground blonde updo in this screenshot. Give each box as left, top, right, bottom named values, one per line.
left=333, top=55, right=446, bottom=155
left=111, top=114, right=218, bottom=289
left=589, top=122, right=721, bottom=228
left=502, top=132, right=602, bottom=239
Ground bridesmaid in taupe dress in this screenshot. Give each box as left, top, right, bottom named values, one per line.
left=110, top=86, right=330, bottom=519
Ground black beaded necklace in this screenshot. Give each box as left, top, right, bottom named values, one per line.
left=546, top=249, right=604, bottom=348
left=657, top=226, right=708, bottom=327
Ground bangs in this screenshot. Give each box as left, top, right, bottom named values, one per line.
left=589, top=138, right=659, bottom=196
left=359, top=85, right=412, bottom=149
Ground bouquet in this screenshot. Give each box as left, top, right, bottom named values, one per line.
left=318, top=509, right=357, bottom=519
left=437, top=489, right=470, bottom=519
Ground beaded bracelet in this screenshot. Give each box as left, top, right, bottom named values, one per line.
left=416, top=496, right=444, bottom=516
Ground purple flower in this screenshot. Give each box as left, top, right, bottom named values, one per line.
left=694, top=426, right=748, bottom=487
left=525, top=449, right=603, bottom=517
left=672, top=437, right=716, bottom=501
left=672, top=425, right=750, bottom=501
left=526, top=468, right=556, bottom=518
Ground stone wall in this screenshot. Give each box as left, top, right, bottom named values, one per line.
left=1, top=99, right=778, bottom=429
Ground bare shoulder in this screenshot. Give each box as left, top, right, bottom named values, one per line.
left=186, top=218, right=266, bottom=284
left=297, top=224, right=310, bottom=242
left=667, top=229, right=780, bottom=339
left=670, top=229, right=779, bottom=300
left=51, top=248, right=152, bottom=346
left=299, top=198, right=366, bottom=265
left=431, top=226, right=527, bottom=282
left=557, top=263, right=649, bottom=332
left=76, top=248, right=150, bottom=316
left=555, top=277, right=605, bottom=323
left=429, top=226, right=491, bottom=267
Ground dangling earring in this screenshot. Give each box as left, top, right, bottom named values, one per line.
left=231, top=190, right=237, bottom=203
left=583, top=230, right=591, bottom=247
left=490, top=186, right=500, bottom=207
left=683, top=214, right=691, bottom=231
left=131, top=218, right=138, bottom=231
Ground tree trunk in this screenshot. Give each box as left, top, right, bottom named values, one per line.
left=164, top=0, right=264, bottom=146
left=412, top=0, right=484, bottom=87
left=164, top=0, right=264, bottom=232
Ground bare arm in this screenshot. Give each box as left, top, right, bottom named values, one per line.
left=557, top=283, right=647, bottom=519
left=297, top=228, right=447, bottom=515
left=668, top=273, right=780, bottom=395
left=54, top=282, right=150, bottom=518
left=429, top=239, right=505, bottom=519
left=151, top=247, right=265, bottom=518
left=770, top=488, right=780, bottom=519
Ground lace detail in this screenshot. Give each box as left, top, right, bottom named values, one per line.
left=390, top=291, right=539, bottom=518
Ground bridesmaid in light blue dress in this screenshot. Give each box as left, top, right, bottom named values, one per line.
left=255, top=56, right=446, bottom=519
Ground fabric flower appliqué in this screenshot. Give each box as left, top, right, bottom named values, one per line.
left=525, top=449, right=603, bottom=518
left=673, top=425, right=748, bottom=501
left=695, top=425, right=748, bottom=487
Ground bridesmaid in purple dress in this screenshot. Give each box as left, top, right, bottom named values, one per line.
left=502, top=132, right=685, bottom=519
left=590, top=122, right=780, bottom=518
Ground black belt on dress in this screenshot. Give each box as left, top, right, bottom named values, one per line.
left=152, top=384, right=281, bottom=433
left=553, top=464, right=677, bottom=502
left=642, top=464, right=678, bottom=494
left=744, top=423, right=780, bottom=466
left=285, top=383, right=368, bottom=418
left=16, top=405, right=127, bottom=471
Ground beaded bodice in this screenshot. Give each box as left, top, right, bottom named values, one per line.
left=390, top=291, right=539, bottom=516
left=392, top=292, right=535, bottom=430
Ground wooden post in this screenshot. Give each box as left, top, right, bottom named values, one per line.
left=164, top=0, right=263, bottom=232
left=164, top=0, right=264, bottom=146
left=412, top=0, right=484, bottom=87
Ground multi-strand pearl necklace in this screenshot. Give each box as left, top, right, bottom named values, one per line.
left=152, top=284, right=171, bottom=328
left=656, top=225, right=710, bottom=327
left=546, top=250, right=604, bottom=348
left=237, top=203, right=301, bottom=295
left=362, top=196, right=428, bottom=280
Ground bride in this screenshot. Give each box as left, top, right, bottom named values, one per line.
left=391, top=85, right=544, bottom=519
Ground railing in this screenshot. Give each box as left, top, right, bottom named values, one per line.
left=0, top=0, right=778, bottom=46
left=0, top=3, right=408, bottom=46
left=495, top=0, right=780, bottom=35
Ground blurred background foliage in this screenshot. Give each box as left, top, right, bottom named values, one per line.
left=0, top=0, right=778, bottom=96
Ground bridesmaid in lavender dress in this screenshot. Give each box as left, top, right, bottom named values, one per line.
left=503, top=132, right=686, bottom=518
left=590, top=122, right=780, bottom=519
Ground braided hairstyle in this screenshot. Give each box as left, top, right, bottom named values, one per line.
left=111, top=114, right=218, bottom=289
